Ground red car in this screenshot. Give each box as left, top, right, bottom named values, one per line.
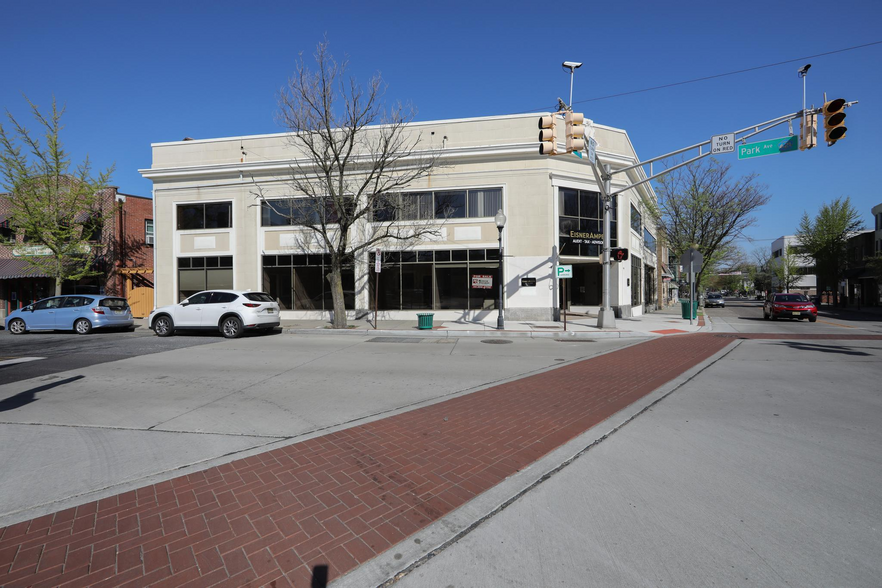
left=763, top=293, right=818, bottom=322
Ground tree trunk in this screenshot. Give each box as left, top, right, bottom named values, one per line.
left=327, top=264, right=347, bottom=328
left=55, top=277, right=63, bottom=297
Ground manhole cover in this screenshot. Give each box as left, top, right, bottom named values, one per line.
left=481, top=339, right=513, bottom=344
left=555, top=339, right=596, bottom=343
left=367, top=337, right=424, bottom=343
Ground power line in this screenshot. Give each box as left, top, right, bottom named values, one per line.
left=515, top=40, right=882, bottom=114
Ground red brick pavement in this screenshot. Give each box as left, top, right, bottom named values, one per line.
left=2, top=332, right=878, bottom=587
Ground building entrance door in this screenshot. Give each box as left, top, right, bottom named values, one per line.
left=559, top=263, right=602, bottom=309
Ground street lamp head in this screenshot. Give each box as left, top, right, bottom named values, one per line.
left=495, top=209, right=507, bottom=229
left=562, top=61, right=582, bottom=72
left=797, top=63, right=811, bottom=77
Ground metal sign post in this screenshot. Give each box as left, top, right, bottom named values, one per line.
left=374, top=249, right=381, bottom=330
left=557, top=265, right=572, bottom=331
left=679, top=249, right=703, bottom=324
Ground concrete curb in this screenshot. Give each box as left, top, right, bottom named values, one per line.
left=280, top=327, right=656, bottom=339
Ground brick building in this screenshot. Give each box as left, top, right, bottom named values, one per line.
left=0, top=187, right=154, bottom=319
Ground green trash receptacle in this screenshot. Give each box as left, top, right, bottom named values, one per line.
left=417, top=312, right=435, bottom=330
left=680, top=300, right=698, bottom=319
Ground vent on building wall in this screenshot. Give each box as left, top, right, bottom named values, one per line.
left=146, top=235, right=155, bottom=245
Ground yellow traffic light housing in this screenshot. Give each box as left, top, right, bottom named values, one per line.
left=565, top=111, right=585, bottom=153
left=799, top=112, right=816, bottom=151
left=822, top=98, right=847, bottom=145
left=538, top=115, right=558, bottom=155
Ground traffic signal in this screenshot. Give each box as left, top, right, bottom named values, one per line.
left=538, top=115, right=557, bottom=155
left=799, top=112, right=816, bottom=151
left=611, top=248, right=629, bottom=262
left=565, top=111, right=585, bottom=153
left=822, top=98, right=847, bottom=145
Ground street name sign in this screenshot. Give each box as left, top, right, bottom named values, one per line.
left=737, top=135, right=798, bottom=160
left=557, top=265, right=573, bottom=279
left=587, top=137, right=597, bottom=164
left=711, top=133, right=735, bottom=154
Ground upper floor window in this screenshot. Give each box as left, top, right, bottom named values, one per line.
left=644, top=228, right=656, bottom=251
left=370, top=188, right=503, bottom=222
left=261, top=197, right=355, bottom=226
left=630, top=205, right=642, bottom=234
left=145, top=219, right=154, bottom=245
left=177, top=202, right=232, bottom=230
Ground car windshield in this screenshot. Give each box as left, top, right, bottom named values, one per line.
left=243, top=292, right=274, bottom=302
left=708, top=294, right=721, bottom=299
left=775, top=294, right=809, bottom=302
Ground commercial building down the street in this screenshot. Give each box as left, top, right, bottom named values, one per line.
left=140, top=114, right=660, bottom=321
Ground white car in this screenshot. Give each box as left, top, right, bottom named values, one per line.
left=148, top=290, right=280, bottom=338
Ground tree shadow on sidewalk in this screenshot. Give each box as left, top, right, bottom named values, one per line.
left=776, top=341, right=873, bottom=356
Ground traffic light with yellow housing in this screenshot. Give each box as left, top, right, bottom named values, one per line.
left=822, top=98, right=847, bottom=145
left=565, top=111, right=585, bottom=153
left=799, top=112, right=816, bottom=151
left=538, top=115, right=557, bottom=155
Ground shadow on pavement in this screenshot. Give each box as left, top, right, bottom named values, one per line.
left=0, top=375, right=85, bottom=412
left=776, top=341, right=873, bottom=356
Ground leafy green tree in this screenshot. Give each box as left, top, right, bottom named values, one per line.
left=644, top=157, right=770, bottom=293
left=0, top=97, right=114, bottom=295
left=796, top=197, right=863, bottom=306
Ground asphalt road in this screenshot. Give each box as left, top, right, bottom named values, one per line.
left=704, top=297, right=882, bottom=335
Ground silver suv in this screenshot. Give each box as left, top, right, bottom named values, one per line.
left=148, top=290, right=280, bottom=338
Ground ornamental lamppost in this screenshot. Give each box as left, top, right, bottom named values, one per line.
left=495, top=209, right=506, bottom=330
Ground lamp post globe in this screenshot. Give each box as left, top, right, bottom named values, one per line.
left=495, top=210, right=506, bottom=330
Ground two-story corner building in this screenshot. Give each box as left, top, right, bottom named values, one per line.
left=0, top=187, right=155, bottom=319
left=771, top=235, right=817, bottom=296
left=139, top=113, right=659, bottom=322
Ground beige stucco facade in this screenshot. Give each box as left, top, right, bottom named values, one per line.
left=140, top=113, right=658, bottom=321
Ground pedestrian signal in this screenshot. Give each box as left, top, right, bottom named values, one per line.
left=611, top=248, right=629, bottom=262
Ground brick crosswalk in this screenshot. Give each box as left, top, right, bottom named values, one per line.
left=2, top=332, right=876, bottom=587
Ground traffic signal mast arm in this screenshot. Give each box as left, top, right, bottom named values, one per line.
left=590, top=101, right=857, bottom=199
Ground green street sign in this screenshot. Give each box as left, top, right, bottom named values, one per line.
left=737, top=135, right=798, bottom=160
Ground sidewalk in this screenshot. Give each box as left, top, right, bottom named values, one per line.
left=0, top=332, right=726, bottom=588
left=272, top=305, right=705, bottom=339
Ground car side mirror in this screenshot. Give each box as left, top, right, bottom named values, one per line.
left=25, top=305, right=33, bottom=312
left=180, top=300, right=190, bottom=307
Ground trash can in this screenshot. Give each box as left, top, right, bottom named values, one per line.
left=680, top=300, right=698, bottom=319
left=417, top=312, right=435, bottom=330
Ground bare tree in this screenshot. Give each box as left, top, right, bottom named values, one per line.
left=771, top=245, right=804, bottom=293
left=263, top=41, right=441, bottom=328
left=0, top=97, right=114, bottom=295
left=644, top=157, right=771, bottom=292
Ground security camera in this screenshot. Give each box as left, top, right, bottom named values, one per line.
left=797, top=63, right=811, bottom=77
left=563, top=61, right=583, bottom=70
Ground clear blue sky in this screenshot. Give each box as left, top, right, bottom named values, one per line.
left=4, top=0, right=881, bottom=255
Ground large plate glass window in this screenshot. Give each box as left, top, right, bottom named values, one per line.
left=177, top=202, right=232, bottom=230
left=178, top=256, right=233, bottom=300
left=559, top=188, right=616, bottom=257
left=367, top=188, right=503, bottom=223
left=262, top=255, right=354, bottom=310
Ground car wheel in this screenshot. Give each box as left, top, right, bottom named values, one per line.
left=153, top=315, right=175, bottom=337
left=809, top=316, right=817, bottom=323
left=8, top=318, right=26, bottom=335
left=74, top=318, right=93, bottom=335
left=221, top=316, right=243, bottom=339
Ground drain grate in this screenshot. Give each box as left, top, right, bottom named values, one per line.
left=554, top=339, right=596, bottom=343
left=367, top=337, right=425, bottom=343
left=481, top=339, right=513, bottom=344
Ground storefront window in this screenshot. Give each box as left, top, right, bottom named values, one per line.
left=559, top=188, right=616, bottom=256
left=262, top=255, right=354, bottom=310
left=631, top=256, right=642, bottom=308
left=178, top=256, right=233, bottom=300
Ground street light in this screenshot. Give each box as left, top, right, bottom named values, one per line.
left=495, top=209, right=506, bottom=330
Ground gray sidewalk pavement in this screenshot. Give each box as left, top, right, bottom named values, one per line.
left=135, top=305, right=706, bottom=339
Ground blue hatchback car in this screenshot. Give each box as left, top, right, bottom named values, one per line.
left=5, top=295, right=134, bottom=335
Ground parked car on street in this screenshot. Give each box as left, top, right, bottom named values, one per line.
left=763, top=293, right=817, bottom=322
left=705, top=293, right=725, bottom=308
left=148, top=290, right=280, bottom=338
left=5, top=295, right=134, bottom=335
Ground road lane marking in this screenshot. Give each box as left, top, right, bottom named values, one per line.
left=0, top=357, right=46, bottom=366
left=816, top=319, right=856, bottom=328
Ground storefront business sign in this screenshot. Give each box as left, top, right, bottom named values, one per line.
left=560, top=230, right=603, bottom=250
left=471, top=274, right=493, bottom=289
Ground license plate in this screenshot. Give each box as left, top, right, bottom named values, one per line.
left=267, top=308, right=274, bottom=314
left=792, top=311, right=800, bottom=315
left=113, top=310, right=125, bottom=315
